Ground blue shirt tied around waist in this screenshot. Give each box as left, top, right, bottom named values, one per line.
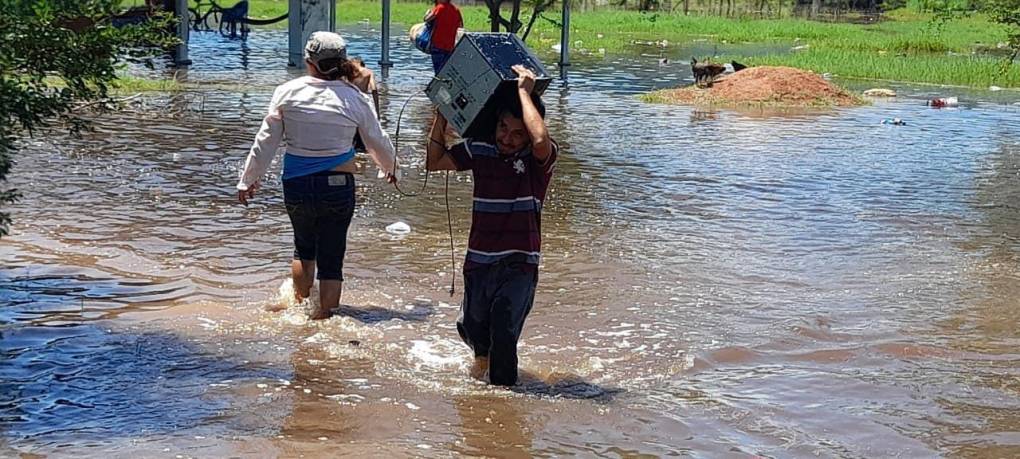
left=282, top=148, right=355, bottom=180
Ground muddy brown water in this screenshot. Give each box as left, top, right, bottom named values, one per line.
left=2, top=29, right=1020, bottom=458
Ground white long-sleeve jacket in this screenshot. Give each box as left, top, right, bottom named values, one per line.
left=236, top=76, right=396, bottom=191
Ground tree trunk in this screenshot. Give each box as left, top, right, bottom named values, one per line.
left=485, top=0, right=501, bottom=31
left=509, top=0, right=522, bottom=32
left=810, top=0, right=820, bottom=18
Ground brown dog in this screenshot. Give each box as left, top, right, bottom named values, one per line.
left=691, top=57, right=726, bottom=87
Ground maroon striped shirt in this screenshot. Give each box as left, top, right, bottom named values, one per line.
left=448, top=140, right=558, bottom=271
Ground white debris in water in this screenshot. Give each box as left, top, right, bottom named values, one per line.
left=279, top=379, right=291, bottom=386
left=406, top=402, right=421, bottom=411
left=196, top=317, right=217, bottom=329
left=417, top=444, right=432, bottom=449
left=327, top=394, right=366, bottom=404
left=990, top=86, right=1003, bottom=91
left=318, top=437, right=329, bottom=441
left=256, top=383, right=268, bottom=389
left=386, top=221, right=412, bottom=235
left=303, top=388, right=312, bottom=394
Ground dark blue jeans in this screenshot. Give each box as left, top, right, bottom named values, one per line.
left=457, top=258, right=538, bottom=386
left=282, top=171, right=356, bottom=281
left=431, top=49, right=452, bottom=74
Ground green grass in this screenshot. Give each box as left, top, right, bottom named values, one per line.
left=201, top=0, right=1020, bottom=87
left=113, top=76, right=186, bottom=92
left=110, top=76, right=276, bottom=93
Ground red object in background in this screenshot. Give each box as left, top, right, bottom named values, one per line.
left=429, top=2, right=463, bottom=52
left=928, top=97, right=959, bottom=108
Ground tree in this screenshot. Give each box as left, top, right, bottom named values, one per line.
left=484, top=0, right=559, bottom=41
left=928, top=0, right=1020, bottom=67
left=985, top=0, right=1020, bottom=63
left=0, top=0, right=174, bottom=237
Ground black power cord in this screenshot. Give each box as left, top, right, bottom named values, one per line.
left=388, top=88, right=457, bottom=296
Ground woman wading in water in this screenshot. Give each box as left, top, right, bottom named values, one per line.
left=236, top=32, right=398, bottom=320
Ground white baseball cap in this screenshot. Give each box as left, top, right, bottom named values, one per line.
left=304, top=31, right=348, bottom=70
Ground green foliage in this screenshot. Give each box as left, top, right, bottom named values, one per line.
left=0, top=0, right=174, bottom=236
left=921, top=0, right=1020, bottom=65
left=983, top=0, right=1020, bottom=62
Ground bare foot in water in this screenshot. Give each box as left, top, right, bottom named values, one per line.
left=308, top=306, right=332, bottom=320
left=469, top=356, right=489, bottom=381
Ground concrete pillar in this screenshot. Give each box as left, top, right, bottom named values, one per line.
left=174, top=0, right=191, bottom=65
left=289, top=0, right=337, bottom=67
left=379, top=0, right=393, bottom=67
left=559, top=0, right=570, bottom=69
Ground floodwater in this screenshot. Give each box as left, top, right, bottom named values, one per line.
left=3, top=27, right=1020, bottom=458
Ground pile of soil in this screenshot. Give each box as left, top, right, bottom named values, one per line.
left=645, top=66, right=862, bottom=107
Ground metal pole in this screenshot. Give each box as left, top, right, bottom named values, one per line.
left=174, top=0, right=191, bottom=65
left=380, top=0, right=393, bottom=67
left=288, top=0, right=300, bottom=66
left=559, top=0, right=570, bottom=68
left=330, top=0, right=336, bottom=31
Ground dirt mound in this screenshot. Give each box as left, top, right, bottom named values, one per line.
left=644, top=66, right=862, bottom=107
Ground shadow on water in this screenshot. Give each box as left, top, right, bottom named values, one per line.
left=511, top=370, right=623, bottom=401
left=0, top=267, right=195, bottom=324
left=0, top=269, right=288, bottom=451
left=332, top=300, right=434, bottom=324
left=0, top=325, right=288, bottom=445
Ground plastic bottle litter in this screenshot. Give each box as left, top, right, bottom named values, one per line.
left=927, top=96, right=958, bottom=108
left=881, top=118, right=906, bottom=126
left=989, top=86, right=1003, bottom=92
left=386, top=222, right=412, bottom=235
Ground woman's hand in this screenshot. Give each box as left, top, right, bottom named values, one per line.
left=512, top=64, right=537, bottom=94
left=238, top=181, right=259, bottom=206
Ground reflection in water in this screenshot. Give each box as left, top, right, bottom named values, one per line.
left=2, top=25, right=1020, bottom=458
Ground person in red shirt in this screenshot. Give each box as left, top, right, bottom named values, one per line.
left=424, top=0, right=463, bottom=73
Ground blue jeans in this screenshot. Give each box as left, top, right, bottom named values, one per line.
left=282, top=171, right=356, bottom=281
left=431, top=49, right=452, bottom=74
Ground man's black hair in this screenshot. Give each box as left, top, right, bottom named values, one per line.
left=498, top=92, right=546, bottom=120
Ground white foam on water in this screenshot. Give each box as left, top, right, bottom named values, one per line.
left=407, top=339, right=470, bottom=371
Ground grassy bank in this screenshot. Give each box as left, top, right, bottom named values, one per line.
left=194, top=0, right=1020, bottom=88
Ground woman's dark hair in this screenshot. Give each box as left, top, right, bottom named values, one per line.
left=313, top=57, right=359, bottom=81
